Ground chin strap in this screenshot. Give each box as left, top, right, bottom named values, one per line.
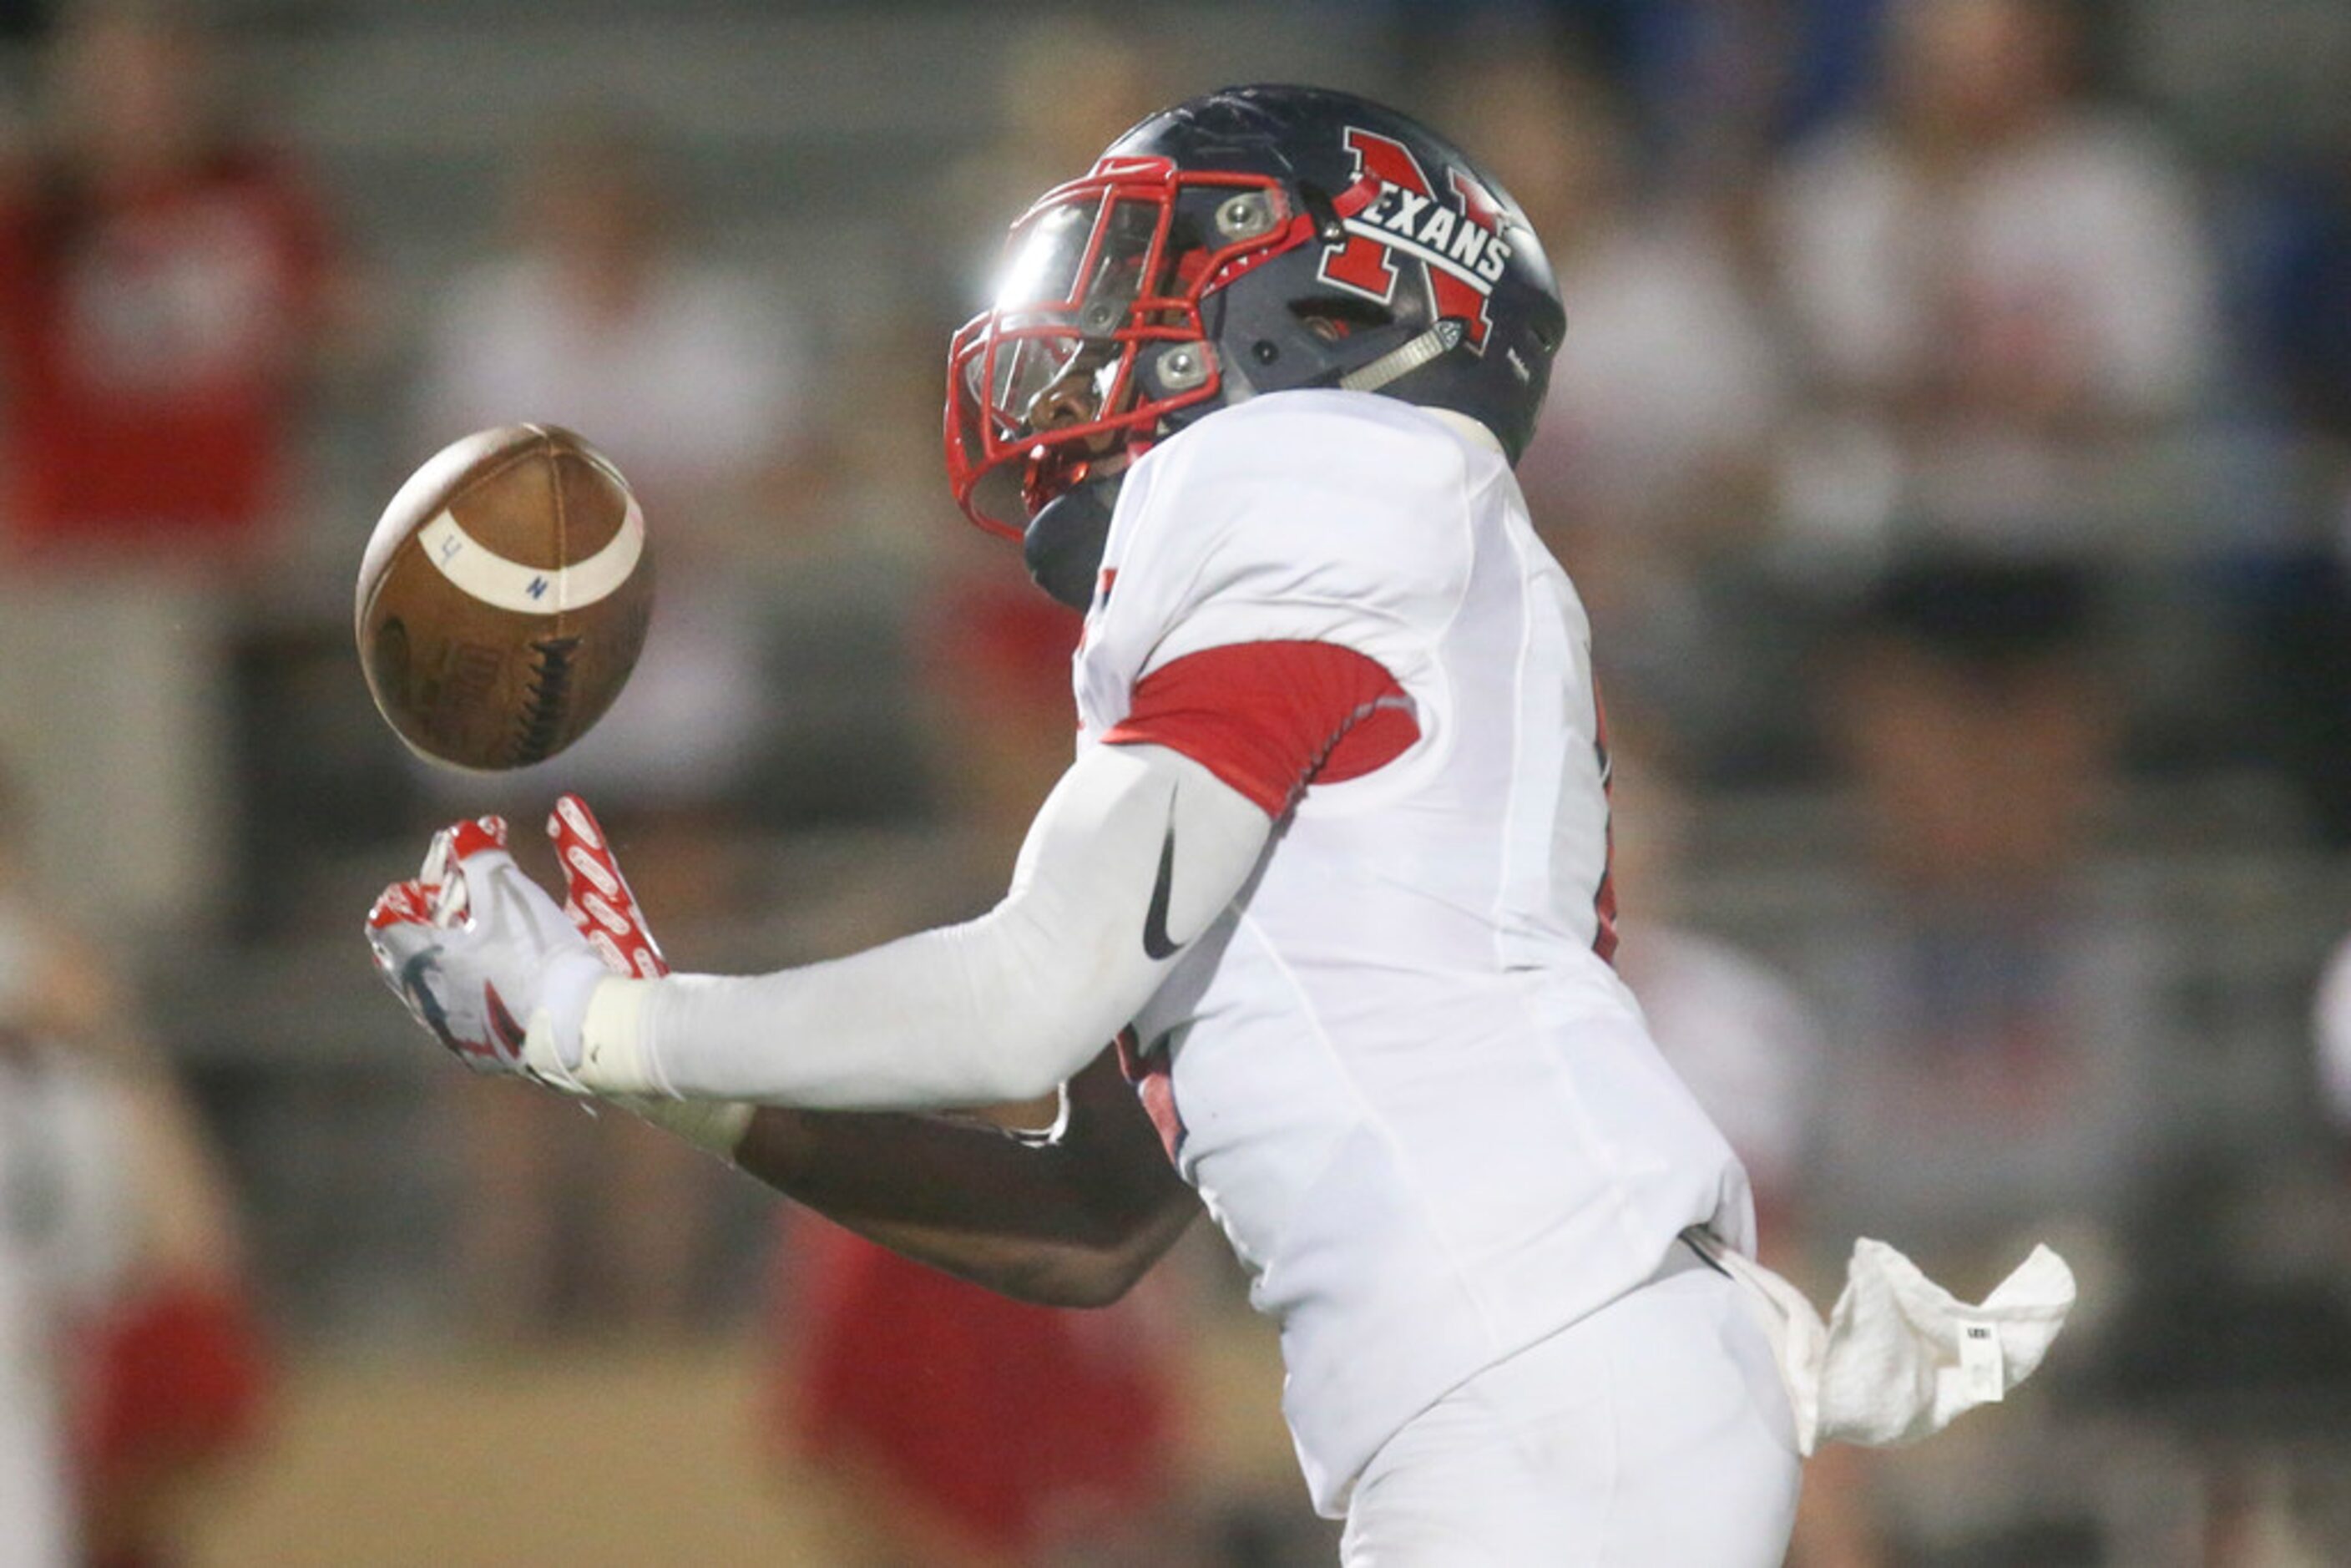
left=1336, top=318, right=1465, bottom=394
left=1024, top=474, right=1123, bottom=610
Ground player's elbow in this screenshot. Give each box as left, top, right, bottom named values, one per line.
left=1028, top=1186, right=1196, bottom=1308
left=961, top=903, right=1151, bottom=1109
left=983, top=1183, right=1193, bottom=1308
left=963, top=1055, right=1080, bottom=1111
left=1049, top=1264, right=1147, bottom=1310
left=1003, top=1237, right=1161, bottom=1309
left=961, top=998, right=1128, bottom=1110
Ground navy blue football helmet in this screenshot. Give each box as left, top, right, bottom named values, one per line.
left=945, top=84, right=1565, bottom=604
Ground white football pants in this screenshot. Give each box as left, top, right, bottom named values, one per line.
left=1339, top=1247, right=1801, bottom=1566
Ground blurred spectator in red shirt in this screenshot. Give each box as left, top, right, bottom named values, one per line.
left=773, top=1210, right=1184, bottom=1568
left=0, top=762, right=268, bottom=1568
left=1773, top=0, right=2220, bottom=550
left=762, top=560, right=1196, bottom=1568
left=0, top=0, right=341, bottom=565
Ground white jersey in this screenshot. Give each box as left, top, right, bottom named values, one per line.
left=1072, top=390, right=1752, bottom=1511
left=0, top=1049, right=139, bottom=1568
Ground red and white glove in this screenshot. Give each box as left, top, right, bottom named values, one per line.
left=365, top=815, right=606, bottom=1090
left=544, top=795, right=751, bottom=1159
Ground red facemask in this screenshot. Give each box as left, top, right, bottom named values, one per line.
left=943, top=154, right=1311, bottom=537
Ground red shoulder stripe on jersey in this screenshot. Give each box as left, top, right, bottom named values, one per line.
left=1100, top=640, right=1420, bottom=817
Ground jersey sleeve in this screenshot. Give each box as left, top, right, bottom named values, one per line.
left=1074, top=396, right=1475, bottom=797
left=1102, top=640, right=1418, bottom=817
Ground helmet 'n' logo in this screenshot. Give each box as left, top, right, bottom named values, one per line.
left=1318, top=127, right=1514, bottom=353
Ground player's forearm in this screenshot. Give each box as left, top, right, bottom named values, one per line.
left=731, top=1050, right=1196, bottom=1307
left=599, top=913, right=1110, bottom=1109
left=559, top=745, right=1268, bottom=1109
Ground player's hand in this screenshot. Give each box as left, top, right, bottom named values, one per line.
left=366, top=816, right=607, bottom=1089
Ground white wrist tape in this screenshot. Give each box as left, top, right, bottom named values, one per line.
left=563, top=974, right=662, bottom=1092
left=566, top=744, right=1269, bottom=1110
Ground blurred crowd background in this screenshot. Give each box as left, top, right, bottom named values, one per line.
left=1, top=0, right=2349, bottom=1562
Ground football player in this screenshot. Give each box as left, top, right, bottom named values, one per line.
left=370, top=86, right=2060, bottom=1564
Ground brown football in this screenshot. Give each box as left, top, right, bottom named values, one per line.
left=356, top=424, right=654, bottom=771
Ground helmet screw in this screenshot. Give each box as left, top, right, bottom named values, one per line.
left=1216, top=193, right=1275, bottom=240
left=1252, top=340, right=1279, bottom=365
left=1155, top=343, right=1211, bottom=391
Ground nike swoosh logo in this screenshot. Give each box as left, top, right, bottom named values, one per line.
left=1141, top=803, right=1181, bottom=961
left=399, top=947, right=469, bottom=1057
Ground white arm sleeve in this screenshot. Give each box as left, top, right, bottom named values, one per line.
left=562, top=742, right=1270, bottom=1109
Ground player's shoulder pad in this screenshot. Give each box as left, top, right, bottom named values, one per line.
left=1130, top=388, right=1482, bottom=525
left=1105, top=391, right=1484, bottom=636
